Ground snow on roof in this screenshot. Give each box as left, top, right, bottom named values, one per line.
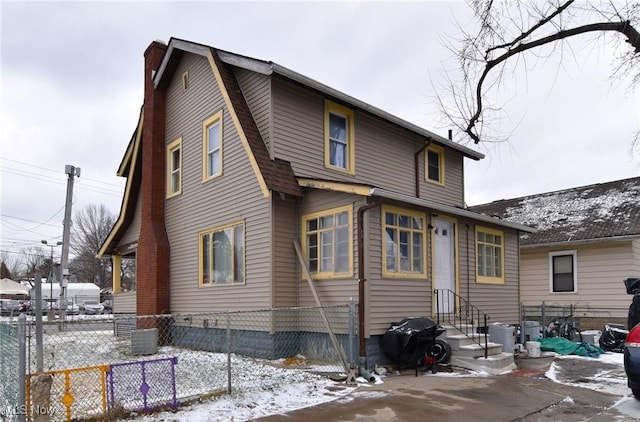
left=469, top=177, right=640, bottom=246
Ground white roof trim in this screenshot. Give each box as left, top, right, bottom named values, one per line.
left=154, top=39, right=210, bottom=89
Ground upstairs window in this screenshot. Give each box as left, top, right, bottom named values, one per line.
left=166, top=138, right=182, bottom=198
left=426, top=144, right=444, bottom=184
left=549, top=251, right=577, bottom=293
left=203, top=111, right=223, bottom=181
left=302, top=205, right=352, bottom=278
left=382, top=206, right=426, bottom=277
left=199, top=221, right=245, bottom=286
left=476, top=226, right=504, bottom=284
left=324, top=100, right=355, bottom=174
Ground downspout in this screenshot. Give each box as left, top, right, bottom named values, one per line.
left=414, top=141, right=431, bottom=198
left=357, top=198, right=382, bottom=375
left=466, top=224, right=470, bottom=305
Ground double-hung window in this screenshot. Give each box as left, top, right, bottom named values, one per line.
left=324, top=100, right=355, bottom=174
left=199, top=222, right=245, bottom=286
left=166, top=138, right=182, bottom=197
left=426, top=144, right=444, bottom=184
left=549, top=251, right=577, bottom=293
left=203, top=111, right=223, bottom=181
left=476, top=226, right=505, bottom=284
left=382, top=206, right=426, bottom=277
left=302, top=205, right=352, bottom=278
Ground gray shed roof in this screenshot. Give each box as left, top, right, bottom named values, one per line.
left=469, top=177, right=640, bottom=247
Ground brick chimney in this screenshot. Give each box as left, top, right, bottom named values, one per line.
left=137, top=40, right=170, bottom=318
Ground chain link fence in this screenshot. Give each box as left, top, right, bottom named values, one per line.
left=1, top=303, right=357, bottom=421
left=0, top=321, right=21, bottom=421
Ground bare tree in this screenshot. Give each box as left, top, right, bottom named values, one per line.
left=438, top=0, right=640, bottom=145
left=21, top=246, right=46, bottom=279
left=70, top=204, right=115, bottom=288
left=0, top=251, right=21, bottom=279
left=121, top=258, right=136, bottom=292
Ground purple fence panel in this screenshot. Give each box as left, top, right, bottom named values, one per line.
left=106, top=357, right=178, bottom=412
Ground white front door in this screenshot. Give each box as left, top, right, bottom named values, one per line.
left=434, top=218, right=456, bottom=314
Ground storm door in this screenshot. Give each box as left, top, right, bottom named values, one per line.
left=433, top=218, right=456, bottom=314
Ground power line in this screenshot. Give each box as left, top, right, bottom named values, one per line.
left=0, top=212, right=64, bottom=229
left=0, top=157, right=124, bottom=188
left=2, top=166, right=123, bottom=197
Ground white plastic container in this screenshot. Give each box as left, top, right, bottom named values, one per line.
left=526, top=341, right=541, bottom=357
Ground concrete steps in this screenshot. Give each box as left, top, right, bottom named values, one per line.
left=442, top=324, right=515, bottom=374
left=450, top=352, right=517, bottom=375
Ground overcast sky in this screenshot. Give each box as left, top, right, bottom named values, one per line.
left=1, top=1, right=638, bottom=265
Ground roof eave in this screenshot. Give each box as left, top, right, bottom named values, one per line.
left=370, top=188, right=536, bottom=233
left=270, top=63, right=484, bottom=161
left=521, top=234, right=640, bottom=249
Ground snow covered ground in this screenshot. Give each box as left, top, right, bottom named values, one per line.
left=128, top=351, right=634, bottom=422
left=3, top=314, right=636, bottom=421
left=546, top=351, right=626, bottom=396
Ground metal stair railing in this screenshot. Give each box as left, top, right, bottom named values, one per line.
left=434, top=289, right=490, bottom=358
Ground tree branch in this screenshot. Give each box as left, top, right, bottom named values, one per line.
left=467, top=20, right=640, bottom=143
left=486, top=0, right=575, bottom=57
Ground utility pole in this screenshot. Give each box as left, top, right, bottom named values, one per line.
left=41, top=240, right=61, bottom=318
left=59, top=165, right=80, bottom=323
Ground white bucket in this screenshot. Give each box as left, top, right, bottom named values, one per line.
left=526, top=341, right=541, bottom=357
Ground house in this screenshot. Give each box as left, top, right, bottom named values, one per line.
left=98, top=38, right=533, bottom=370
left=470, top=177, right=640, bottom=329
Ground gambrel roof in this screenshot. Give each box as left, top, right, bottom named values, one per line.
left=469, top=177, right=640, bottom=247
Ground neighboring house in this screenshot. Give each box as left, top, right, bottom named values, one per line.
left=98, top=38, right=533, bottom=367
left=470, top=177, right=640, bottom=329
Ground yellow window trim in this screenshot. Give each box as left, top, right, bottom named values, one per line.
left=381, top=205, right=427, bottom=278
left=198, top=220, right=246, bottom=287
left=297, top=178, right=372, bottom=196
left=324, top=100, right=355, bottom=175
left=475, top=225, right=505, bottom=285
left=425, top=144, right=445, bottom=185
left=301, top=204, right=353, bottom=279
left=202, top=110, right=224, bottom=182
left=206, top=50, right=270, bottom=198
left=182, top=71, right=189, bottom=91
left=98, top=109, right=143, bottom=258
left=166, top=137, right=182, bottom=198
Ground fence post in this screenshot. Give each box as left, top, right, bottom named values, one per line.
left=226, top=310, right=231, bottom=394
left=33, top=272, right=44, bottom=372
left=520, top=302, right=525, bottom=343
left=348, top=299, right=355, bottom=367
left=541, top=301, right=546, bottom=330
left=18, top=313, right=26, bottom=422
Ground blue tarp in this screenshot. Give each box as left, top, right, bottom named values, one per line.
left=538, top=337, right=605, bottom=358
